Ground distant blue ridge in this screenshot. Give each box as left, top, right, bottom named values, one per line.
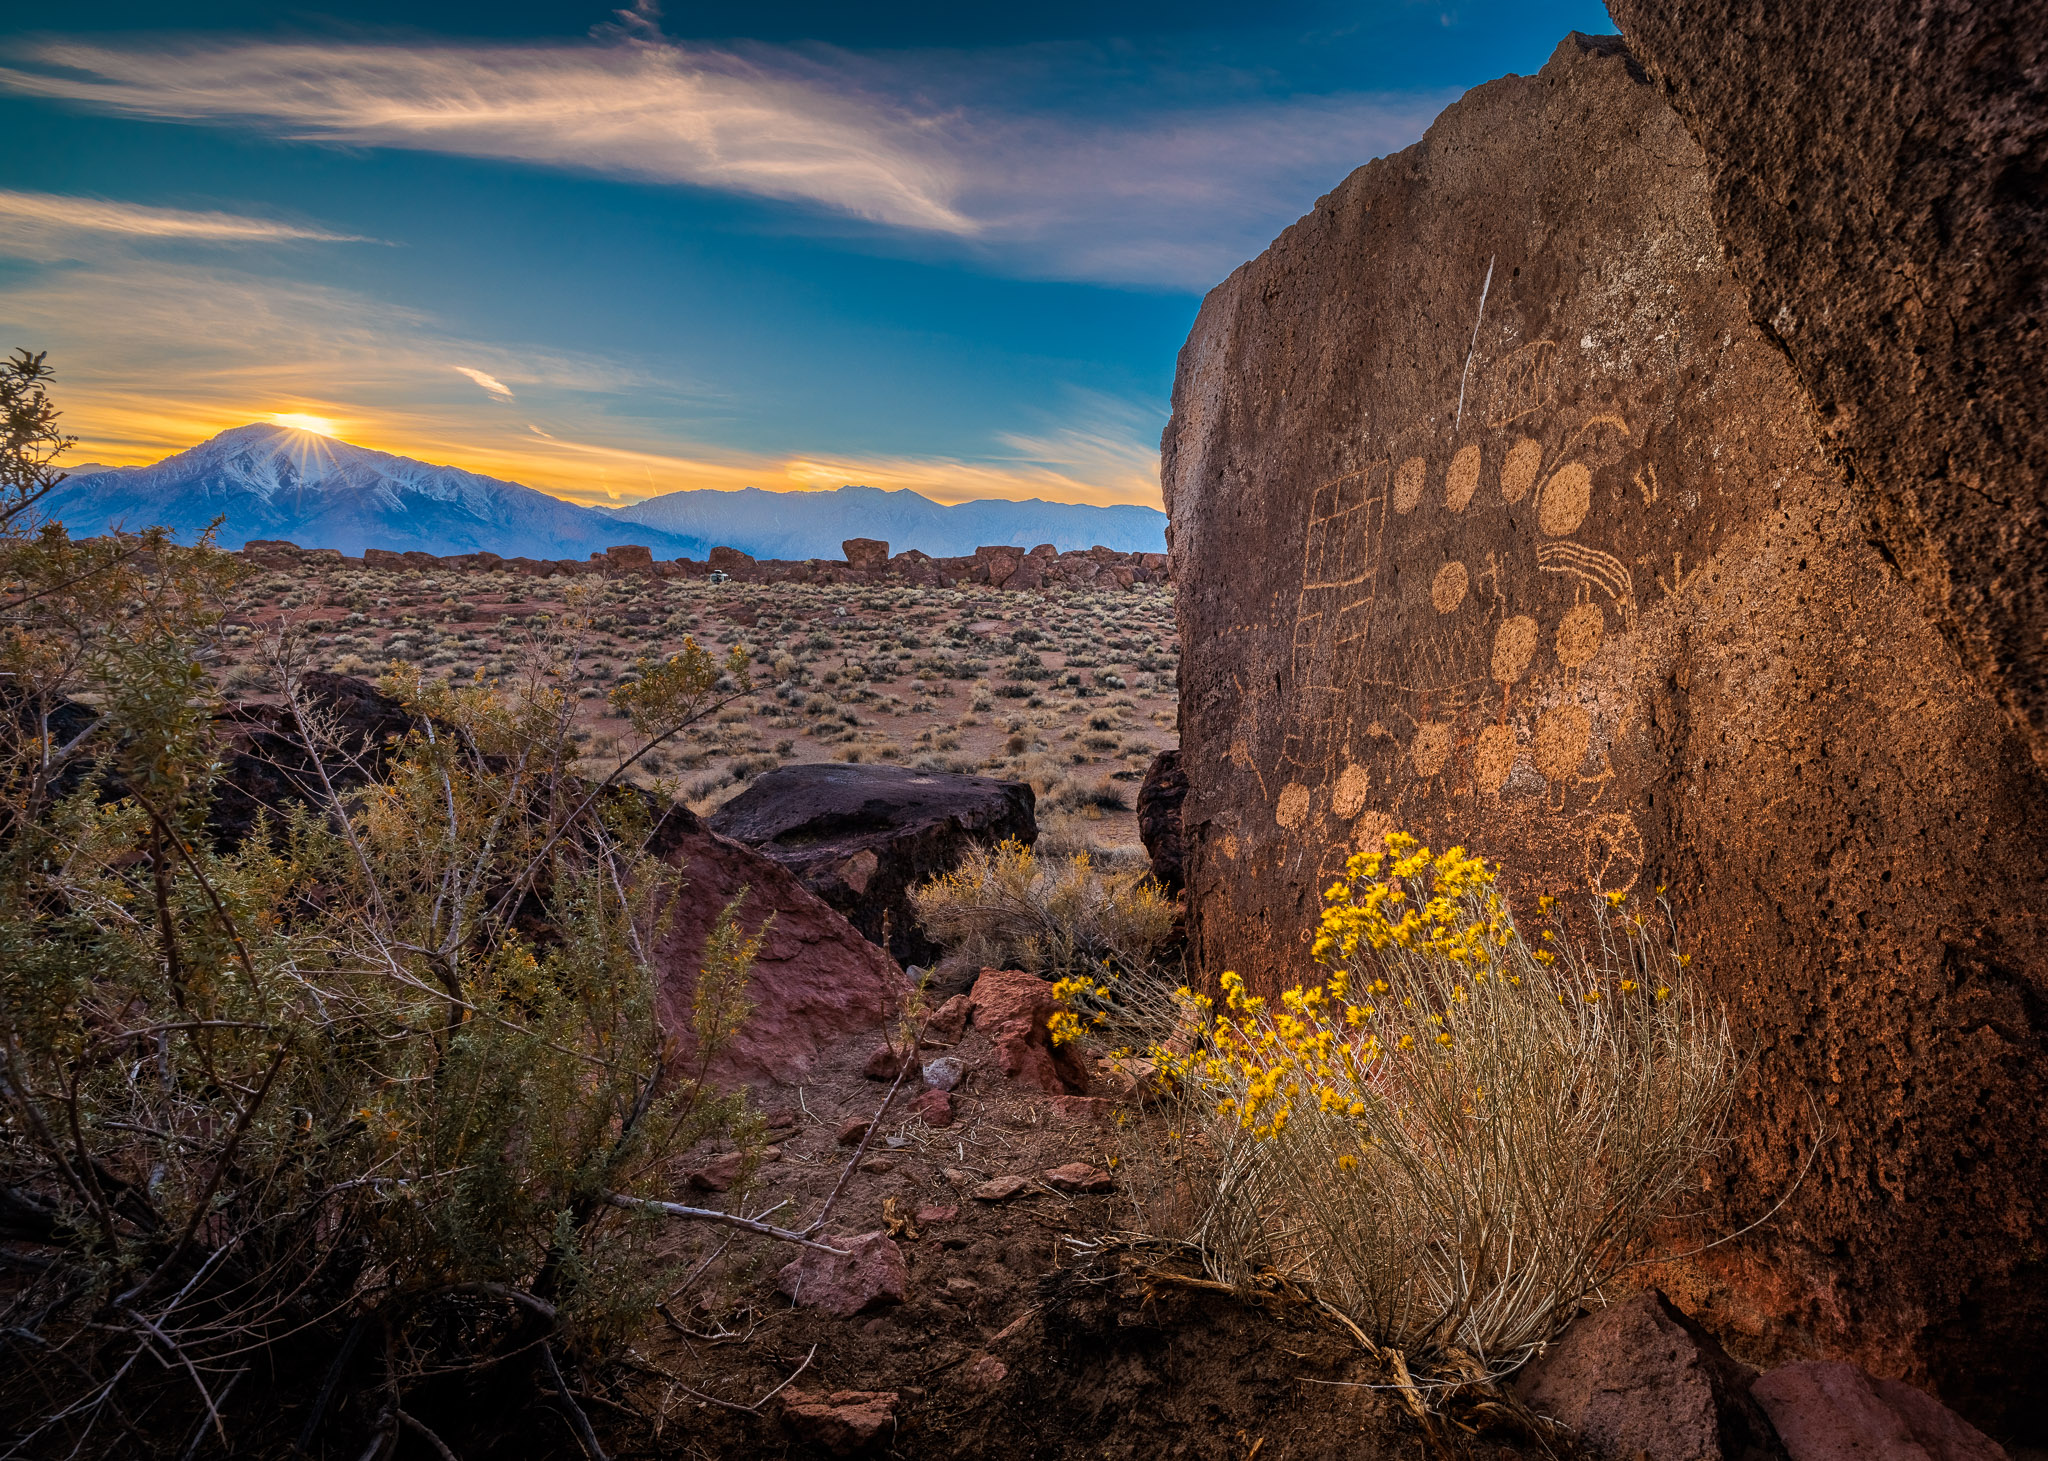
left=41, top=423, right=1167, bottom=562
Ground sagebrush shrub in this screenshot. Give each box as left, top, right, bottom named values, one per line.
left=1070, top=832, right=1740, bottom=1379
left=910, top=837, right=1176, bottom=979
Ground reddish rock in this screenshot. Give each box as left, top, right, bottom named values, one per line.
left=603, top=544, right=654, bottom=571
left=646, top=804, right=900, bottom=1085
left=1042, top=1163, right=1114, bottom=1194
left=923, top=993, right=972, bottom=1045
left=836, top=1117, right=872, bottom=1146
left=1136, top=750, right=1188, bottom=894
left=776, top=1231, right=907, bottom=1318
left=914, top=1203, right=958, bottom=1226
left=842, top=537, right=889, bottom=570
left=1515, top=1291, right=1783, bottom=1461
left=1751, top=1363, right=2007, bottom=1461
left=781, top=1389, right=897, bottom=1455
left=967, top=969, right=1090, bottom=1095
left=706, top=545, right=754, bottom=573
left=862, top=1041, right=919, bottom=1081
left=1005, top=555, right=1045, bottom=591
left=709, top=762, right=1036, bottom=967
left=972, top=1174, right=1033, bottom=1202
left=1050, top=1095, right=1113, bottom=1124
left=1160, top=32, right=2048, bottom=1417
left=910, top=1088, right=954, bottom=1127
left=964, top=1356, right=1007, bottom=1390
left=362, top=547, right=404, bottom=568
left=682, top=1151, right=746, bottom=1193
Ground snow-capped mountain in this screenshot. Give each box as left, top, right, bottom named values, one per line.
left=41, top=424, right=1170, bottom=562
left=605, top=483, right=1167, bottom=559
left=41, top=424, right=697, bottom=560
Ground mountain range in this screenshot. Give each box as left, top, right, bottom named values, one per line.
left=40, top=424, right=1168, bottom=562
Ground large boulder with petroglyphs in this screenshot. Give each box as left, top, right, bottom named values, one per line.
left=1162, top=33, right=2047, bottom=1437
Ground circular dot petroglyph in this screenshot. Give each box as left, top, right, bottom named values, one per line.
left=1500, top=437, right=1542, bottom=503
left=1332, top=763, right=1372, bottom=818
left=1537, top=461, right=1592, bottom=536
left=1431, top=561, right=1469, bottom=613
left=1221, top=833, right=1241, bottom=862
left=1491, top=615, right=1539, bottom=683
left=1275, top=782, right=1311, bottom=829
left=1473, top=723, right=1518, bottom=793
left=1445, top=444, right=1481, bottom=513
left=1394, top=456, right=1426, bottom=514
left=1412, top=722, right=1455, bottom=778
left=1555, top=601, right=1604, bottom=668
left=1532, top=704, right=1592, bottom=782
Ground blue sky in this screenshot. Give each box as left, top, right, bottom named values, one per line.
left=0, top=0, right=1612, bottom=508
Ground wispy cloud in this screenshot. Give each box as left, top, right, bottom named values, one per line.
left=0, top=38, right=974, bottom=234
left=0, top=32, right=1445, bottom=287
left=453, top=365, right=513, bottom=399
left=0, top=187, right=370, bottom=256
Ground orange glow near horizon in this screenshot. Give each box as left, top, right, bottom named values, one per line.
left=57, top=400, right=1163, bottom=512
left=269, top=412, right=340, bottom=436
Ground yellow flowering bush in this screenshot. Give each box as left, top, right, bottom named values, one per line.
left=1082, top=831, right=1739, bottom=1379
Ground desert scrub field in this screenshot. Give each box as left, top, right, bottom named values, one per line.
left=215, top=567, right=1179, bottom=858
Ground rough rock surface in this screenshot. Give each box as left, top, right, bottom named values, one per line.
left=776, top=1231, right=909, bottom=1318
left=842, top=537, right=889, bottom=571
left=1160, top=33, right=2047, bottom=1429
left=708, top=762, right=1036, bottom=967
left=646, top=805, right=901, bottom=1084
left=1515, top=1291, right=1783, bottom=1461
left=1750, top=1363, right=2008, bottom=1461
left=1136, top=749, right=1188, bottom=892
left=1604, top=0, right=2048, bottom=774
left=780, top=1390, right=898, bottom=1455
left=967, top=968, right=1090, bottom=1096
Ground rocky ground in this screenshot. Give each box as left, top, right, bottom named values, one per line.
left=212, top=560, right=1179, bottom=863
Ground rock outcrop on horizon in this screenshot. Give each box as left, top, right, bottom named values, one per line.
left=1605, top=0, right=2048, bottom=774
left=1161, top=32, right=2045, bottom=1435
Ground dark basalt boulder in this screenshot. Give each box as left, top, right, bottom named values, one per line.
left=708, top=762, right=1037, bottom=967
left=1136, top=749, right=1188, bottom=894
left=1160, top=32, right=2046, bottom=1433
left=1605, top=0, right=2048, bottom=775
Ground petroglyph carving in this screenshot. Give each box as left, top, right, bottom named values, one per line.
left=1488, top=339, right=1558, bottom=427
left=1276, top=782, right=1311, bottom=829
left=1393, top=457, right=1426, bottom=515
left=1474, top=724, right=1518, bottom=793
left=1537, top=540, right=1634, bottom=602
left=1555, top=601, right=1604, bottom=668
left=1532, top=704, right=1593, bottom=782
left=1284, top=464, right=1389, bottom=774
left=1581, top=811, right=1643, bottom=894
left=1432, top=561, right=1470, bottom=613
left=1333, top=763, right=1372, bottom=818
left=1492, top=615, right=1540, bottom=683
left=1501, top=437, right=1543, bottom=502
left=1537, top=461, right=1594, bottom=535
left=1412, top=722, right=1455, bottom=778
left=1445, top=444, right=1481, bottom=512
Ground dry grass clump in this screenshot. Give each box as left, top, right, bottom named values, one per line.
left=1077, top=832, right=1740, bottom=1381
left=910, top=837, right=1176, bottom=979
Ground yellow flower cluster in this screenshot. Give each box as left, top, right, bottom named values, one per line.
left=1145, top=830, right=1686, bottom=1162
left=1048, top=972, right=1112, bottom=1047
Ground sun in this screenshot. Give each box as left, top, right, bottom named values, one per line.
left=270, top=412, right=339, bottom=437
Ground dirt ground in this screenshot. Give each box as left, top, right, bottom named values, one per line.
left=215, top=565, right=1179, bottom=863
left=567, top=1004, right=1523, bottom=1461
